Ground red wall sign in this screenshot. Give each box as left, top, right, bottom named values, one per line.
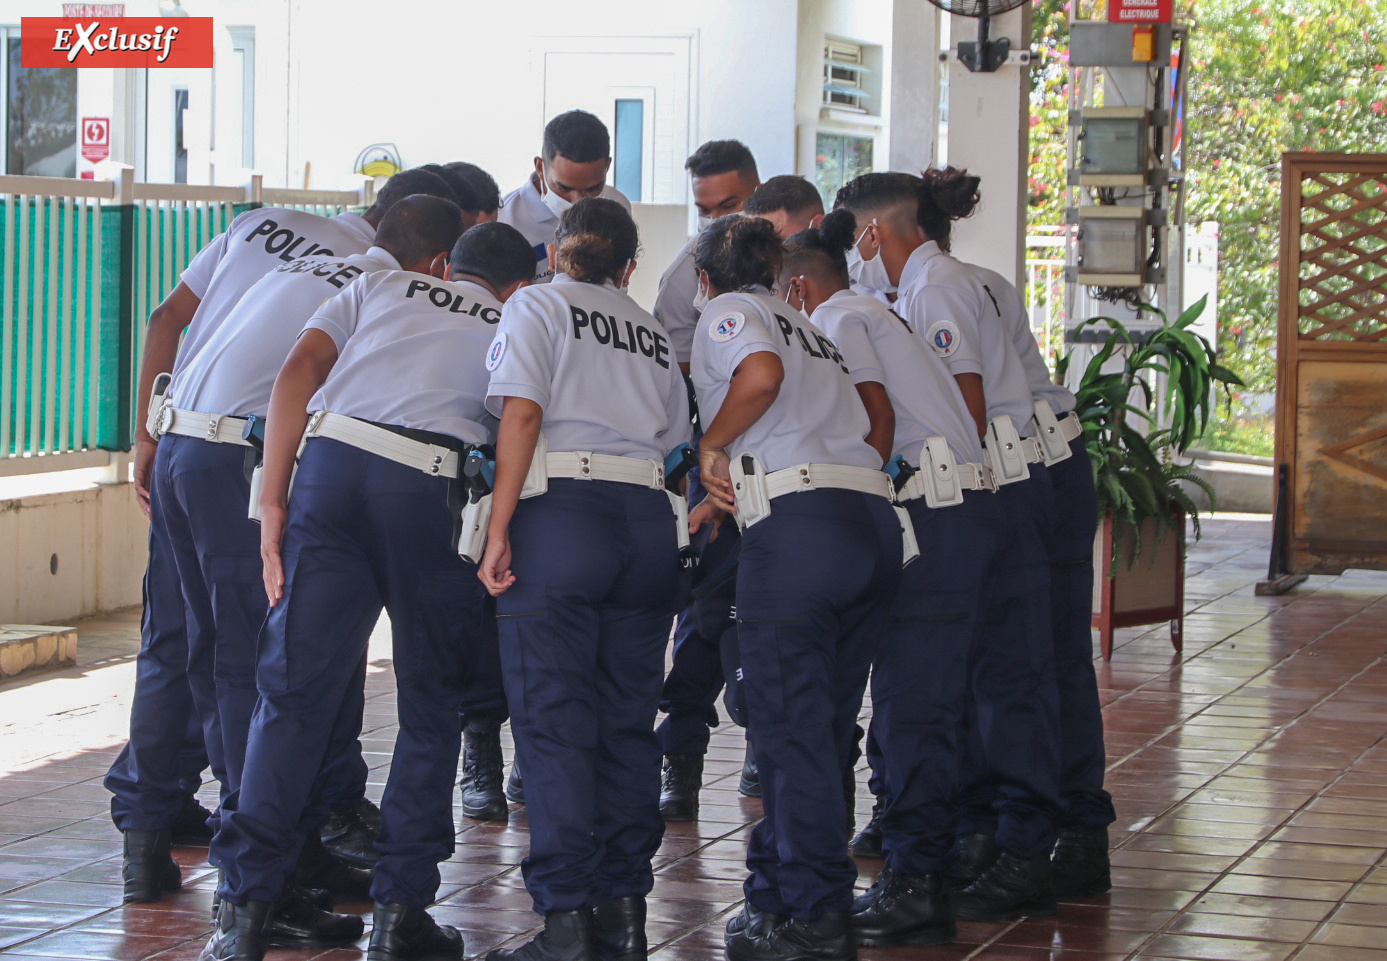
left=1108, top=0, right=1173, bottom=23
left=81, top=117, right=110, bottom=163
left=20, top=17, right=214, bottom=68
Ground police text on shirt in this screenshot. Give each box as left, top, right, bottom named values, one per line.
left=570, top=305, right=671, bottom=370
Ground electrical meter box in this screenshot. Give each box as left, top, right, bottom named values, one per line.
left=1077, top=207, right=1147, bottom=286
left=1077, top=107, right=1148, bottom=185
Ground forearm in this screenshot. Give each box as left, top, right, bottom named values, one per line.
left=260, top=359, right=323, bottom=513
left=955, top=373, right=987, bottom=439
left=134, top=308, right=189, bottom=444
left=488, top=398, right=544, bottom=536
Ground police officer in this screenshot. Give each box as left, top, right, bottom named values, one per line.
left=650, top=139, right=760, bottom=821
left=689, top=214, right=901, bottom=961
left=203, top=212, right=536, bottom=961
left=105, top=167, right=457, bottom=904
left=838, top=171, right=1063, bottom=922
left=783, top=211, right=1001, bottom=946
left=744, top=175, right=825, bottom=239
left=499, top=110, right=632, bottom=284
left=479, top=198, right=690, bottom=961
left=445, top=161, right=502, bottom=225
left=966, top=258, right=1112, bottom=898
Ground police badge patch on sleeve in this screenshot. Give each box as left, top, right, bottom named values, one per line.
left=927, top=321, right=960, bottom=358
left=485, top=332, right=508, bottom=371
left=709, top=312, right=746, bottom=343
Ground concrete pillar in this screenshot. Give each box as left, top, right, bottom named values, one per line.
left=942, top=5, right=1031, bottom=286
left=886, top=0, right=939, bottom=171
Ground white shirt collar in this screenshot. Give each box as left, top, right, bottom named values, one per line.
left=898, top=240, right=944, bottom=293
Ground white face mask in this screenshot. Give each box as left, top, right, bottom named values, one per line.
left=541, top=181, right=574, bottom=219
left=697, top=214, right=715, bottom=233
left=692, top=275, right=709, bottom=313
left=846, top=222, right=894, bottom=293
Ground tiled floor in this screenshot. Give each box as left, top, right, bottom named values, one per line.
left=3, top=513, right=1387, bottom=961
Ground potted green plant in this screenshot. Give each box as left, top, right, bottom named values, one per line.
left=1056, top=295, right=1244, bottom=659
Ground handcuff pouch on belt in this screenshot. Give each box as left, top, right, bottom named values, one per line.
left=919, top=436, right=965, bottom=509
left=984, top=415, right=1030, bottom=485
left=1032, top=400, right=1075, bottom=466
left=519, top=431, right=550, bottom=499
left=242, top=415, right=267, bottom=522
left=729, top=453, right=772, bottom=530
left=146, top=372, right=172, bottom=438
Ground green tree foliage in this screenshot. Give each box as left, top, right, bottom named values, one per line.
left=1028, top=0, right=1387, bottom=454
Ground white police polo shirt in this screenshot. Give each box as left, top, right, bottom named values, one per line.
left=497, top=177, right=632, bottom=284
left=652, top=235, right=700, bottom=367
left=970, top=263, right=1076, bottom=417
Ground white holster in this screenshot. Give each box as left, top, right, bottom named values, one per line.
left=457, top=494, right=493, bottom=565
left=248, top=465, right=264, bottom=522
left=520, top=432, right=550, bottom=499
left=895, top=505, right=921, bottom=568
left=668, top=490, right=690, bottom=552
left=730, top=454, right=772, bottom=530
left=146, top=372, right=172, bottom=438
left=1033, top=401, right=1076, bottom=465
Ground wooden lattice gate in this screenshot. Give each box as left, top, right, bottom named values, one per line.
left=1271, top=153, right=1387, bottom=577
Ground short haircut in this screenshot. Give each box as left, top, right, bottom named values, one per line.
left=745, top=175, right=825, bottom=218
left=373, top=167, right=459, bottom=213
left=542, top=110, right=611, bottom=164
left=443, top=162, right=501, bottom=214
left=684, top=140, right=759, bottom=182
left=694, top=214, right=784, bottom=293
left=450, top=222, right=536, bottom=291
left=554, top=197, right=640, bottom=285
left=374, top=194, right=464, bottom=267
left=834, top=171, right=923, bottom=234
left=429, top=165, right=483, bottom=213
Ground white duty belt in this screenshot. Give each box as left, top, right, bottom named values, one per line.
left=544, top=451, right=665, bottom=490
left=896, top=461, right=995, bottom=503
left=155, top=407, right=252, bottom=446
left=1054, top=410, right=1083, bottom=443
left=764, top=463, right=894, bottom=501
left=303, top=411, right=461, bottom=478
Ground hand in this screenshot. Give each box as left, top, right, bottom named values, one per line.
left=688, top=500, right=724, bottom=543
left=260, top=504, right=288, bottom=606
left=698, top=447, right=737, bottom=514
left=479, top=528, right=515, bottom=596
left=133, top=435, right=158, bottom=519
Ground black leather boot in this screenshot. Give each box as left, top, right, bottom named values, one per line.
left=849, top=797, right=883, bottom=859
left=121, top=829, right=182, bottom=903
left=212, top=868, right=332, bottom=923
left=295, top=833, right=374, bottom=902
left=368, top=902, right=464, bottom=961
left=723, top=903, right=784, bottom=944
left=725, top=910, right=855, bottom=961
left=946, top=833, right=1000, bottom=890
left=658, top=754, right=702, bottom=822
left=200, top=899, right=272, bottom=961
left=460, top=718, right=509, bottom=822
left=506, top=761, right=526, bottom=805
left=842, top=768, right=858, bottom=835
left=739, top=740, right=761, bottom=798
left=1051, top=825, right=1111, bottom=899
left=267, top=884, right=365, bottom=948
left=320, top=802, right=380, bottom=870
left=486, top=909, right=596, bottom=961
left=171, top=796, right=215, bottom=846
left=592, top=896, right=646, bottom=961
left=851, top=869, right=954, bottom=947
left=954, top=851, right=1057, bottom=922
left=357, top=797, right=383, bottom=832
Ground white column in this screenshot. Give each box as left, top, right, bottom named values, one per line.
left=942, top=5, right=1031, bottom=286
left=885, top=0, right=939, bottom=171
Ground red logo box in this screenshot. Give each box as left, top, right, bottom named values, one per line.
left=21, top=17, right=214, bottom=68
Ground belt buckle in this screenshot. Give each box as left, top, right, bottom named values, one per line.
left=306, top=411, right=326, bottom=435
left=204, top=414, right=222, bottom=439
left=575, top=451, right=593, bottom=480
left=796, top=466, right=814, bottom=490
left=653, top=462, right=665, bottom=490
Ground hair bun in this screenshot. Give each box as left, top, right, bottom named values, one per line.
left=818, top=208, right=858, bottom=253
left=921, top=166, right=982, bottom=221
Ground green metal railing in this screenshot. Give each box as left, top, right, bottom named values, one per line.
left=0, top=173, right=368, bottom=472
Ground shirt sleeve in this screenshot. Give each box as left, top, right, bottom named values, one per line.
left=179, top=230, right=230, bottom=298
left=302, top=274, right=368, bottom=352
left=819, top=310, right=885, bottom=387
left=695, top=299, right=779, bottom=388
left=910, top=282, right=984, bottom=377
left=653, top=253, right=700, bottom=366
left=485, top=291, right=557, bottom=416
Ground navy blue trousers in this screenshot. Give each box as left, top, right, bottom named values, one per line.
left=213, top=438, right=490, bottom=907
left=498, top=479, right=679, bottom=915
left=656, top=521, right=741, bottom=755
left=957, top=466, right=1062, bottom=859
left=106, top=477, right=214, bottom=831
left=1047, top=436, right=1114, bottom=828
left=738, top=489, right=901, bottom=921
left=870, top=491, right=1003, bottom=876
